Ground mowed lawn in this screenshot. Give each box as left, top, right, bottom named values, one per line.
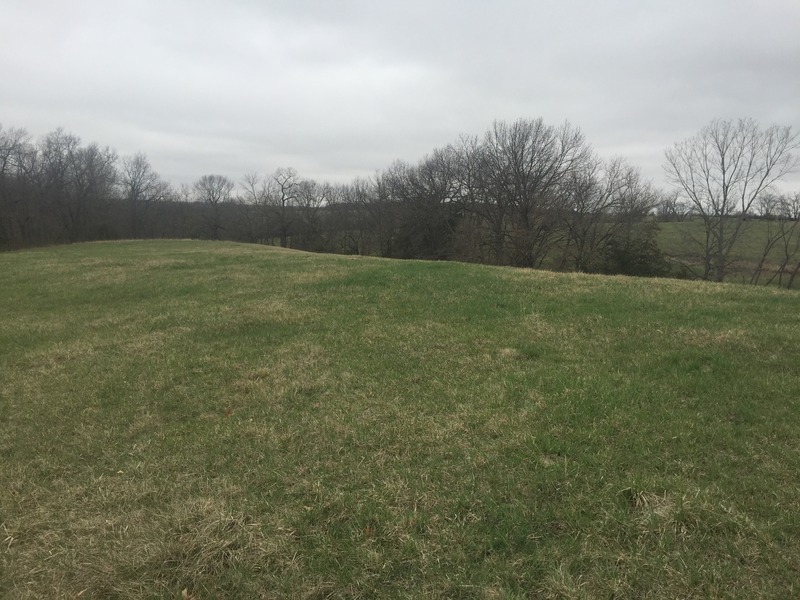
left=2, top=240, right=800, bottom=599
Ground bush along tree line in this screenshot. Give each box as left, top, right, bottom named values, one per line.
left=1, top=118, right=798, bottom=284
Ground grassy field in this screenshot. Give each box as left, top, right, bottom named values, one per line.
left=658, top=219, right=800, bottom=284
left=2, top=240, right=800, bottom=599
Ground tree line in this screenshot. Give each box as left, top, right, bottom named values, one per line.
left=1, top=118, right=798, bottom=284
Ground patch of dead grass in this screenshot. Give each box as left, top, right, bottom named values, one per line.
left=3, top=491, right=294, bottom=599
left=675, top=327, right=760, bottom=351
left=10, top=339, right=99, bottom=377
left=624, top=489, right=675, bottom=520
left=231, top=341, right=333, bottom=405
left=218, top=297, right=318, bottom=325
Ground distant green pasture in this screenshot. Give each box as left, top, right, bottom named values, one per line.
left=658, top=218, right=800, bottom=284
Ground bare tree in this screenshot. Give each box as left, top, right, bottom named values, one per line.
left=236, top=172, right=272, bottom=243
left=119, top=153, right=169, bottom=238
left=70, top=142, right=118, bottom=240
left=0, top=126, right=29, bottom=181
left=655, top=191, right=690, bottom=222
left=449, top=135, right=494, bottom=262
left=0, top=125, right=34, bottom=246
left=269, top=167, right=298, bottom=248
left=31, top=130, right=118, bottom=243
left=454, top=118, right=591, bottom=266
left=753, top=192, right=800, bottom=287
left=36, top=129, right=81, bottom=241
left=330, top=177, right=385, bottom=255
left=325, top=182, right=369, bottom=255
left=664, top=118, right=799, bottom=281
left=193, top=174, right=234, bottom=240
left=562, top=157, right=660, bottom=272
left=294, top=178, right=329, bottom=251
left=381, top=149, right=460, bottom=259
left=241, top=172, right=268, bottom=205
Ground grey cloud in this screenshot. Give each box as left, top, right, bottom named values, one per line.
left=2, top=0, right=798, bottom=190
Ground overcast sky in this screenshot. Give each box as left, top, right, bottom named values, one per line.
left=2, top=0, right=799, bottom=190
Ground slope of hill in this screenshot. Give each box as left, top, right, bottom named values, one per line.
left=2, top=240, right=799, bottom=598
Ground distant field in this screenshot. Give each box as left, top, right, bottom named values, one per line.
left=657, top=219, right=800, bottom=285
left=2, top=240, right=800, bottom=598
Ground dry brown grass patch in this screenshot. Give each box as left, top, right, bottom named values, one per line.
left=676, top=327, right=759, bottom=351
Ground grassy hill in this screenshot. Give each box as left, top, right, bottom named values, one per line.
left=2, top=240, right=800, bottom=599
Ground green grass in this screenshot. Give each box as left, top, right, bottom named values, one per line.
left=2, top=240, right=800, bottom=598
left=658, top=219, right=800, bottom=284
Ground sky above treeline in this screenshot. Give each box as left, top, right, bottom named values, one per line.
left=3, top=0, right=799, bottom=191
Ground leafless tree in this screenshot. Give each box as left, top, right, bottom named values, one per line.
left=294, top=178, right=329, bottom=250
left=0, top=126, right=34, bottom=245
left=751, top=192, right=800, bottom=287
left=193, top=174, right=234, bottom=240
left=655, top=191, right=690, bottom=222
left=329, top=177, right=383, bottom=255
left=562, top=157, right=660, bottom=272
left=0, top=126, right=29, bottom=181
left=241, top=172, right=268, bottom=205
left=664, top=118, right=799, bottom=281
left=119, top=153, right=169, bottom=238
left=269, top=167, right=298, bottom=247
left=32, top=130, right=118, bottom=242
left=454, top=118, right=591, bottom=266
left=371, top=151, right=456, bottom=259
left=236, top=172, right=271, bottom=243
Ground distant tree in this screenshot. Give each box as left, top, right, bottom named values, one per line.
left=241, top=172, right=267, bottom=206
left=119, top=153, right=169, bottom=238
left=152, top=186, right=198, bottom=239
left=0, top=125, right=33, bottom=247
left=449, top=135, right=494, bottom=262
left=326, top=179, right=380, bottom=255
left=30, top=130, right=118, bottom=243
left=664, top=118, right=799, bottom=281
left=294, top=178, right=329, bottom=251
left=561, top=157, right=660, bottom=272
left=454, top=118, right=592, bottom=266
left=35, top=129, right=81, bottom=242
left=269, top=167, right=298, bottom=248
left=751, top=192, right=800, bottom=287
left=193, top=174, right=234, bottom=240
left=408, top=149, right=461, bottom=259
left=237, top=172, right=271, bottom=244
left=783, top=194, right=800, bottom=288
left=597, top=220, right=669, bottom=277
left=654, top=191, right=690, bottom=222
left=382, top=150, right=459, bottom=260
left=71, top=142, right=118, bottom=240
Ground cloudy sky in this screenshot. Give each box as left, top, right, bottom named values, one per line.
left=2, top=0, right=799, bottom=190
